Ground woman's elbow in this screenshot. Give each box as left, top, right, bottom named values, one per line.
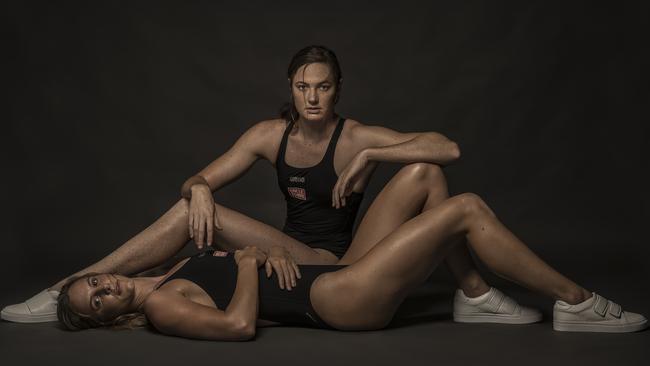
left=445, top=142, right=461, bottom=163
left=227, top=319, right=256, bottom=341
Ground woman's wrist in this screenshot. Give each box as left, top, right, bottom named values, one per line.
left=190, top=183, right=210, bottom=195
left=181, top=175, right=210, bottom=199
left=237, top=256, right=259, bottom=269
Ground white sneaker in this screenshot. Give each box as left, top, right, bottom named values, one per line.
left=1, top=289, right=60, bottom=323
left=553, top=292, right=648, bottom=333
left=453, top=287, right=542, bottom=324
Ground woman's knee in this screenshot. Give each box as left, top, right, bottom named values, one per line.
left=398, top=163, right=446, bottom=186
left=452, top=193, right=495, bottom=218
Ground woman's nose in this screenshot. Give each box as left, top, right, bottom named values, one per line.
left=307, top=88, right=318, bottom=104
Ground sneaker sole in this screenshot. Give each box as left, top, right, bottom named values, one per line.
left=1, top=309, right=58, bottom=323
left=454, top=312, right=543, bottom=324
left=553, top=318, right=648, bottom=333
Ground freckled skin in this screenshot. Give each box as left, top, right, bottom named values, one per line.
left=54, top=57, right=595, bottom=337
left=289, top=62, right=339, bottom=128
left=68, top=273, right=139, bottom=322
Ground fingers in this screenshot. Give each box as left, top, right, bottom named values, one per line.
left=274, top=262, right=286, bottom=290
left=284, top=261, right=296, bottom=289
left=214, top=209, right=223, bottom=231
left=332, top=180, right=341, bottom=209
left=332, top=178, right=349, bottom=209
left=193, top=214, right=201, bottom=249
left=189, top=211, right=194, bottom=239
left=265, top=261, right=272, bottom=278
left=197, top=216, right=205, bottom=249
left=233, top=249, right=241, bottom=264
left=206, top=210, right=214, bottom=247
left=339, top=180, right=348, bottom=208
left=292, top=261, right=302, bottom=280
left=257, top=251, right=268, bottom=267
left=279, top=261, right=291, bottom=290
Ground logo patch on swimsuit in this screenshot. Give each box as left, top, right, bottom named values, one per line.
left=287, top=187, right=307, bottom=200
left=289, top=176, right=306, bottom=183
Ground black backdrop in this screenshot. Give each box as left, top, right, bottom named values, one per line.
left=4, top=0, right=649, bottom=294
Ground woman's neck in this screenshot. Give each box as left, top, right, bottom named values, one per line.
left=295, top=113, right=338, bottom=143
left=131, top=276, right=162, bottom=312
left=134, top=257, right=191, bottom=311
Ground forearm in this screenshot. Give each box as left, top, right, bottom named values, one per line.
left=180, top=175, right=210, bottom=199
left=364, top=134, right=460, bottom=166
left=225, top=259, right=259, bottom=328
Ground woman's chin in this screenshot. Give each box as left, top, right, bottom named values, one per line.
left=302, top=113, right=326, bottom=122
left=124, top=278, right=136, bottom=299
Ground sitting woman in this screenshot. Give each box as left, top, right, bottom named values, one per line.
left=57, top=194, right=647, bottom=340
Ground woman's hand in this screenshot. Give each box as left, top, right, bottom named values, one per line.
left=264, top=246, right=302, bottom=291
left=332, top=150, right=368, bottom=209
left=234, top=246, right=267, bottom=268
left=188, top=184, right=223, bottom=249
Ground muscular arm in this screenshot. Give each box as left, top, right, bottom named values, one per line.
left=181, top=120, right=278, bottom=197
left=352, top=123, right=461, bottom=167
left=145, top=257, right=260, bottom=341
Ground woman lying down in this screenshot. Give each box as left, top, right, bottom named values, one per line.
left=57, top=194, right=647, bottom=340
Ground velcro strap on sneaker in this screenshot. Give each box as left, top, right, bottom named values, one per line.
left=593, top=294, right=608, bottom=317
left=482, top=289, right=505, bottom=313
left=608, top=302, right=622, bottom=318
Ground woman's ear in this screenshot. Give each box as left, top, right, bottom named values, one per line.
left=334, top=79, right=343, bottom=104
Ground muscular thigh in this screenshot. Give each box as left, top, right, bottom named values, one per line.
left=212, top=203, right=338, bottom=264
left=311, top=195, right=469, bottom=330
left=339, top=163, right=444, bottom=265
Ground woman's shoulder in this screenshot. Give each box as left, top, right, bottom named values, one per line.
left=237, top=118, right=290, bottom=164
left=147, top=279, right=219, bottom=310
left=249, top=118, right=288, bottom=134
left=340, top=118, right=367, bottom=142
left=145, top=280, right=191, bottom=305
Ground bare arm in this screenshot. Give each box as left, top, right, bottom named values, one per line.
left=331, top=122, right=460, bottom=208
left=352, top=124, right=461, bottom=167
left=181, top=120, right=278, bottom=197
left=145, top=256, right=260, bottom=341
left=180, top=120, right=280, bottom=247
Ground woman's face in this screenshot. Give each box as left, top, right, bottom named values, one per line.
left=67, top=273, right=137, bottom=322
left=289, top=62, right=339, bottom=122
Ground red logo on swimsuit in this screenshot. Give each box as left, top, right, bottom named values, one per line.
left=287, top=187, right=307, bottom=200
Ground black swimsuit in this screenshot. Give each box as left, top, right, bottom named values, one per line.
left=159, top=251, right=345, bottom=329
left=276, top=116, right=365, bottom=258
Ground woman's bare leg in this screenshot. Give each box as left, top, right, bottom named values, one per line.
left=50, top=198, right=337, bottom=291
left=340, top=163, right=489, bottom=297
left=210, top=202, right=339, bottom=264
left=313, top=193, right=590, bottom=330
left=49, top=199, right=193, bottom=290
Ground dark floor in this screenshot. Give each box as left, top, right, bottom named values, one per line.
left=1, top=275, right=648, bottom=366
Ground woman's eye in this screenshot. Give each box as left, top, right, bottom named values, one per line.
left=320, top=86, right=330, bottom=91
left=91, top=278, right=98, bottom=286
left=297, top=85, right=305, bottom=90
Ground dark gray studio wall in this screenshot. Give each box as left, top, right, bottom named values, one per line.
left=4, top=1, right=649, bottom=288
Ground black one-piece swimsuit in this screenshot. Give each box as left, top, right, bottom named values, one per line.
left=159, top=251, right=346, bottom=329
left=276, top=116, right=365, bottom=258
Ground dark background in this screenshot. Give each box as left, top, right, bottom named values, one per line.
left=2, top=1, right=649, bottom=365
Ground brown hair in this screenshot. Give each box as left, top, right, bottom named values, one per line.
left=279, top=45, right=343, bottom=123
left=57, top=272, right=148, bottom=331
